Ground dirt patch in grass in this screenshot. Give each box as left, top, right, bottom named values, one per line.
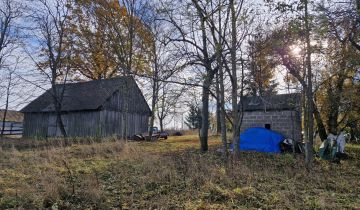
left=0, top=135, right=359, bottom=209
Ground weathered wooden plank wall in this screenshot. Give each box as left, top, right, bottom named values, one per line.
left=23, top=111, right=101, bottom=138
left=23, top=110, right=149, bottom=138
left=60, top=111, right=101, bottom=137
left=100, top=110, right=148, bottom=137
left=23, top=113, right=49, bottom=138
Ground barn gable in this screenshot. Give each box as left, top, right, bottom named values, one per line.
left=101, top=78, right=151, bottom=114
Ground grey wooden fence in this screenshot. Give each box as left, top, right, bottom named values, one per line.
left=0, top=122, right=23, bottom=135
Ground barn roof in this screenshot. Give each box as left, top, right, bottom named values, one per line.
left=0, top=110, right=23, bottom=122
left=239, top=93, right=301, bottom=112
left=21, top=76, right=150, bottom=113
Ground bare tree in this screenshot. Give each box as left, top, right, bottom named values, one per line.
left=211, top=0, right=251, bottom=159
left=1, top=68, right=13, bottom=136
left=228, top=0, right=244, bottom=159
left=318, top=0, right=360, bottom=52
left=148, top=34, right=160, bottom=138
left=261, top=0, right=316, bottom=168
left=0, top=59, right=21, bottom=137
left=271, top=1, right=316, bottom=165
left=160, top=0, right=222, bottom=151
left=27, top=0, right=73, bottom=138
left=156, top=83, right=183, bottom=132
left=145, top=5, right=170, bottom=139
left=0, top=0, right=22, bottom=137
left=303, top=0, right=315, bottom=169
left=207, top=0, right=229, bottom=159
left=0, top=0, right=21, bottom=68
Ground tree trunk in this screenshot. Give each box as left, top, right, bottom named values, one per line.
left=157, top=88, right=166, bottom=132
left=216, top=72, right=222, bottom=134
left=200, top=76, right=211, bottom=152
left=122, top=81, right=129, bottom=140
left=159, top=118, right=164, bottom=132
left=304, top=0, right=314, bottom=169
left=327, top=104, right=339, bottom=135
left=149, top=41, right=159, bottom=139
left=51, top=82, right=67, bottom=138
left=229, top=0, right=240, bottom=159
left=303, top=91, right=308, bottom=142
left=51, top=81, right=67, bottom=139
left=195, top=3, right=214, bottom=152
left=216, top=0, right=227, bottom=160
left=328, top=60, right=346, bottom=135
left=219, top=68, right=228, bottom=159
left=56, top=112, right=67, bottom=137
left=0, top=108, right=8, bottom=137
left=233, top=59, right=246, bottom=159
left=149, top=91, right=157, bottom=138
left=313, top=104, right=327, bottom=141
left=0, top=73, right=11, bottom=137
left=54, top=99, right=67, bottom=138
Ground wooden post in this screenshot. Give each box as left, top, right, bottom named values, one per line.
left=10, top=123, right=13, bottom=135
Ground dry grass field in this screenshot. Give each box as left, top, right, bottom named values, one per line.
left=0, top=135, right=359, bottom=209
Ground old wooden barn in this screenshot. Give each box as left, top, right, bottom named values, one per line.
left=21, top=77, right=151, bottom=138
left=239, top=93, right=302, bottom=141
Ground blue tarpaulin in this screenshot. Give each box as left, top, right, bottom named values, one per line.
left=238, top=127, right=285, bottom=153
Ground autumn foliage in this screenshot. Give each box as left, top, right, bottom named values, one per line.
left=69, top=0, right=154, bottom=80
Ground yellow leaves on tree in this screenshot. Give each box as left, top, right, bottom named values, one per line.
left=70, top=0, right=154, bottom=80
left=316, top=37, right=360, bottom=134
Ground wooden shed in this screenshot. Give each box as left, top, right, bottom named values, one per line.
left=238, top=93, right=302, bottom=141
left=21, top=76, right=151, bottom=138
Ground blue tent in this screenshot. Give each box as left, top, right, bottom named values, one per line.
left=238, top=127, right=285, bottom=153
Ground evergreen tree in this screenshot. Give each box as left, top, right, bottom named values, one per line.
left=185, top=104, right=202, bottom=130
